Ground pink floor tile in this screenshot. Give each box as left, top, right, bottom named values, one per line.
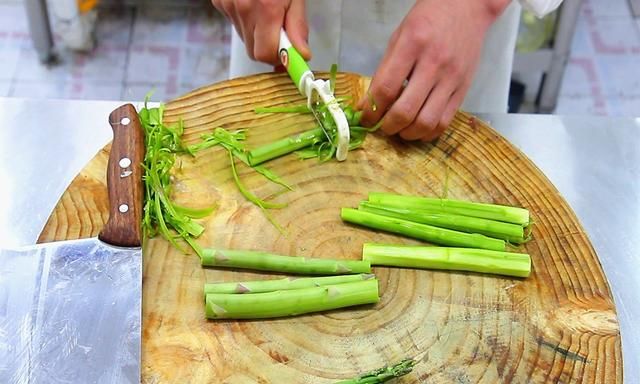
left=95, top=7, right=134, bottom=46
left=179, top=46, right=229, bottom=90
left=131, top=7, right=189, bottom=45
left=558, top=57, right=598, bottom=97
left=13, top=48, right=76, bottom=82
left=0, top=4, right=30, bottom=34
left=556, top=94, right=609, bottom=116
left=0, top=42, right=21, bottom=81
left=127, top=44, right=181, bottom=85
left=10, top=80, right=123, bottom=100
left=581, top=10, right=640, bottom=55
left=122, top=83, right=172, bottom=103
left=605, top=95, right=640, bottom=116
left=584, top=0, right=633, bottom=18
left=569, top=12, right=594, bottom=56
left=595, top=54, right=640, bottom=97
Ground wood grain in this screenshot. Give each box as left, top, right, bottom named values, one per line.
left=38, top=72, right=622, bottom=383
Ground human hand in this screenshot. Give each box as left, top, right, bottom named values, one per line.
left=358, top=0, right=511, bottom=141
left=211, top=0, right=311, bottom=65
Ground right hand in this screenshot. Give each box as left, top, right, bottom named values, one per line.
left=211, top=0, right=311, bottom=65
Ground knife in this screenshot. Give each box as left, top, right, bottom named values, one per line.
left=278, top=29, right=351, bottom=161
left=0, top=104, right=144, bottom=383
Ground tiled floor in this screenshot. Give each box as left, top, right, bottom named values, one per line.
left=0, top=4, right=230, bottom=102
left=555, top=0, right=640, bottom=115
left=0, top=0, right=638, bottom=116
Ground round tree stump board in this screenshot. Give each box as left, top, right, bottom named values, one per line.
left=38, top=73, right=622, bottom=383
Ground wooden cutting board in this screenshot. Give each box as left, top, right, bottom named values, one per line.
left=39, top=73, right=622, bottom=383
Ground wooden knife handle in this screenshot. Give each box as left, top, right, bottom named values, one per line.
left=98, top=103, right=145, bottom=247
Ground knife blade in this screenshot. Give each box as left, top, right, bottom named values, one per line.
left=0, top=104, right=144, bottom=383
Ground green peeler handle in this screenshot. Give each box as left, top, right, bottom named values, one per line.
left=278, top=29, right=314, bottom=96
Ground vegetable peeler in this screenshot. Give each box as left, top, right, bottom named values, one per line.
left=278, top=29, right=350, bottom=161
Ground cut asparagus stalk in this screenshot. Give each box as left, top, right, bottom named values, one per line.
left=368, top=193, right=530, bottom=226
left=359, top=201, right=525, bottom=243
left=247, top=128, right=324, bottom=166
left=335, top=358, right=416, bottom=384
left=341, top=208, right=505, bottom=251
left=201, top=248, right=371, bottom=275
left=204, top=274, right=374, bottom=295
left=363, top=243, right=531, bottom=278
left=206, top=279, right=379, bottom=319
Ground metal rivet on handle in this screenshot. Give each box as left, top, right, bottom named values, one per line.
left=120, top=117, right=131, bottom=126
left=119, top=157, right=131, bottom=168
left=119, top=204, right=129, bottom=213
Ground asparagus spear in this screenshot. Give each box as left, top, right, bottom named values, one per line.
left=362, top=243, right=531, bottom=278
left=206, top=279, right=379, bottom=319
left=204, top=274, right=374, bottom=295
left=368, top=193, right=530, bottom=226
left=341, top=208, right=505, bottom=251
left=359, top=202, right=525, bottom=243
left=201, top=249, right=371, bottom=275
left=335, top=358, right=416, bottom=384
left=247, top=127, right=325, bottom=166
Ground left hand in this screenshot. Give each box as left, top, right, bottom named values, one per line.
left=358, top=0, right=511, bottom=141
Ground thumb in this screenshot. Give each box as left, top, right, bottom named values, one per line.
left=284, top=0, right=311, bottom=60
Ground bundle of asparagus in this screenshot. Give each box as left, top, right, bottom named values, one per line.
left=205, top=274, right=379, bottom=319
left=342, top=193, right=532, bottom=278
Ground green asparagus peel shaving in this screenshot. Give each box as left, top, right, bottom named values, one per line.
left=205, top=279, right=379, bottom=319
left=254, top=104, right=311, bottom=114
left=204, top=274, right=374, bottom=295
left=187, top=126, right=290, bottom=231
left=341, top=208, right=506, bottom=251
left=329, top=63, right=338, bottom=93
left=362, top=243, right=531, bottom=278
left=247, top=128, right=325, bottom=166
left=186, top=129, right=247, bottom=154
left=368, top=193, right=530, bottom=226
left=228, top=150, right=285, bottom=210
left=200, top=128, right=291, bottom=189
left=172, top=203, right=217, bottom=219
left=139, top=96, right=215, bottom=256
left=201, top=248, right=371, bottom=275
left=227, top=150, right=286, bottom=233
left=335, top=358, right=417, bottom=384
left=358, top=202, right=525, bottom=243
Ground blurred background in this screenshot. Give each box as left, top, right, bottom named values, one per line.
left=0, top=0, right=638, bottom=116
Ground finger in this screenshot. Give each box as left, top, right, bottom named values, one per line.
left=378, top=61, right=438, bottom=136
left=421, top=87, right=465, bottom=142
left=285, top=0, right=311, bottom=60
left=399, top=80, right=455, bottom=141
left=356, top=30, right=401, bottom=111
left=253, top=5, right=286, bottom=64
left=218, top=1, right=241, bottom=36
left=234, top=0, right=256, bottom=59
left=359, top=32, right=417, bottom=128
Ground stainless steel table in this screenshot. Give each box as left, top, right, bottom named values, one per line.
left=0, top=97, right=638, bottom=381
